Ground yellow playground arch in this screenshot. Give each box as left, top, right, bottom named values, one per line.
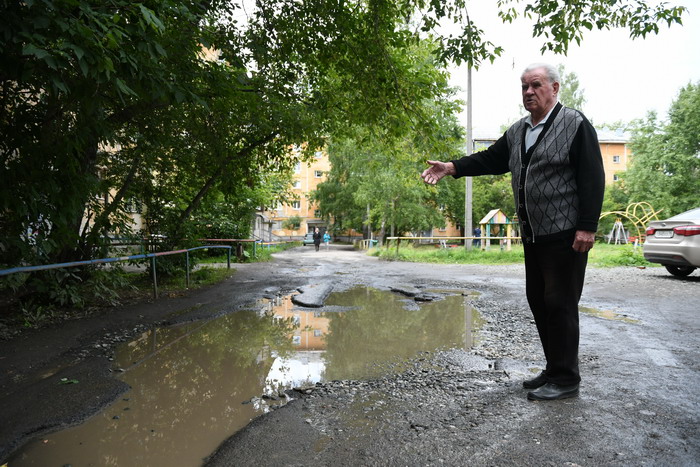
left=599, top=202, right=663, bottom=242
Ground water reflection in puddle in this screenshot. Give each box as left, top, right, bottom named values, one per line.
left=10, top=287, right=480, bottom=467
left=579, top=306, right=640, bottom=324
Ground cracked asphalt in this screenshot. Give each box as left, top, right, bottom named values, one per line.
left=2, top=244, right=699, bottom=466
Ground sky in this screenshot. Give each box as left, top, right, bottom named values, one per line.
left=448, top=0, right=700, bottom=138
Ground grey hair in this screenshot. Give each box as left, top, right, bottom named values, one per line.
left=522, top=63, right=560, bottom=84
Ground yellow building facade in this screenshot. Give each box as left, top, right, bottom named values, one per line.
left=264, top=149, right=362, bottom=241
left=270, top=149, right=330, bottom=237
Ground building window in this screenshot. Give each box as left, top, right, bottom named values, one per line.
left=439, top=227, right=447, bottom=232
left=613, top=174, right=620, bottom=181
left=314, top=170, right=323, bottom=178
left=613, top=155, right=621, bottom=163
left=314, top=209, right=321, bottom=217
left=293, top=181, right=301, bottom=189
left=313, top=311, right=323, bottom=317
left=291, top=201, right=301, bottom=210
left=292, top=335, right=301, bottom=345
left=314, top=151, right=323, bottom=158
left=294, top=162, right=301, bottom=173
left=313, top=330, right=323, bottom=337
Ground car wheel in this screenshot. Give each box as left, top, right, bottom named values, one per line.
left=664, top=265, right=696, bottom=277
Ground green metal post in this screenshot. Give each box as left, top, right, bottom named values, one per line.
left=185, top=251, right=190, bottom=288
left=151, top=256, right=158, bottom=299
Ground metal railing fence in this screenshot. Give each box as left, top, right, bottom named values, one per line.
left=0, top=245, right=233, bottom=299
left=385, top=236, right=522, bottom=253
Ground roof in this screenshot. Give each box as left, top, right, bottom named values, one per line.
left=479, top=209, right=513, bottom=225
left=595, top=128, right=631, bottom=143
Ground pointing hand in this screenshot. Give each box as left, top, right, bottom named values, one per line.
left=421, top=160, right=455, bottom=185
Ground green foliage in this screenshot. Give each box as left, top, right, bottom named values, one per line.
left=282, top=216, right=303, bottom=230
left=623, top=82, right=700, bottom=216
left=505, top=0, right=686, bottom=55
left=1, top=266, right=134, bottom=329
left=312, top=39, right=467, bottom=240
left=557, top=64, right=587, bottom=111
left=599, top=181, right=633, bottom=235
left=588, top=244, right=652, bottom=268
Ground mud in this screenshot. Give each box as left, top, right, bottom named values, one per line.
left=2, top=244, right=699, bottom=466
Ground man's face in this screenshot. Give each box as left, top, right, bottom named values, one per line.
left=521, top=68, right=559, bottom=117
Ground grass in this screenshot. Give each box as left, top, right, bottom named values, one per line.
left=370, top=241, right=654, bottom=268
left=196, top=241, right=300, bottom=264
left=125, top=266, right=236, bottom=292
left=587, top=242, right=654, bottom=268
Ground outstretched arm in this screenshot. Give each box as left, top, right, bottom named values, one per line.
left=421, top=160, right=456, bottom=185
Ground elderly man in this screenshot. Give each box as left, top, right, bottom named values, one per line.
left=422, top=63, right=605, bottom=401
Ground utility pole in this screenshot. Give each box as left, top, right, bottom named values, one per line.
left=464, top=67, right=473, bottom=250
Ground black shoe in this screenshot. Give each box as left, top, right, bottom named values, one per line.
left=522, top=371, right=547, bottom=389
left=527, top=383, right=579, bottom=401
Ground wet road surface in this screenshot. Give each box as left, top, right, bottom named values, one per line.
left=2, top=244, right=699, bottom=466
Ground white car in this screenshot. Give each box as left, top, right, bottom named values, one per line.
left=643, top=207, right=700, bottom=277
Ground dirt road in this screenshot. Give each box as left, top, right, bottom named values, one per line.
left=2, top=244, right=699, bottom=465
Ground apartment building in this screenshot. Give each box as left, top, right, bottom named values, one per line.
left=264, top=149, right=350, bottom=239
left=597, top=129, right=632, bottom=185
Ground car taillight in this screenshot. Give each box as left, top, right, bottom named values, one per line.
left=673, top=225, right=700, bottom=236
left=646, top=227, right=656, bottom=235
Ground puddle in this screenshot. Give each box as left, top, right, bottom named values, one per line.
left=10, top=287, right=481, bottom=467
left=579, top=306, right=640, bottom=324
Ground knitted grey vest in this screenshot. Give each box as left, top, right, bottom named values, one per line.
left=506, top=107, right=584, bottom=238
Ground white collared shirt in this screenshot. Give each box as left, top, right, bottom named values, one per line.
left=524, top=104, right=557, bottom=152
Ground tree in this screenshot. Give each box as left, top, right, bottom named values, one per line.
left=557, top=64, right=586, bottom=110
left=0, top=0, right=687, bottom=268
left=434, top=173, right=514, bottom=235
left=314, top=126, right=457, bottom=243
left=623, top=82, right=700, bottom=216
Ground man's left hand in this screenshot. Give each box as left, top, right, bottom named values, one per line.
left=572, top=230, right=595, bottom=253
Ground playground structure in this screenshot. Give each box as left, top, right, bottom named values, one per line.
left=607, top=218, right=629, bottom=244
left=599, top=202, right=662, bottom=244
left=478, top=209, right=517, bottom=250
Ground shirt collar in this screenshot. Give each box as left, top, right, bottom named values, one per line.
left=525, top=102, right=558, bottom=129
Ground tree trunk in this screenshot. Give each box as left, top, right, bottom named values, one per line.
left=378, top=218, right=386, bottom=247
left=82, top=152, right=144, bottom=256
left=175, top=132, right=277, bottom=236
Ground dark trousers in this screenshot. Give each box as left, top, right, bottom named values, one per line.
left=523, top=236, right=588, bottom=386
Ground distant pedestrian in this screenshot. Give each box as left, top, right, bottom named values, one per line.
left=323, top=232, right=331, bottom=249
left=472, top=227, right=482, bottom=248
left=313, top=227, right=322, bottom=252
